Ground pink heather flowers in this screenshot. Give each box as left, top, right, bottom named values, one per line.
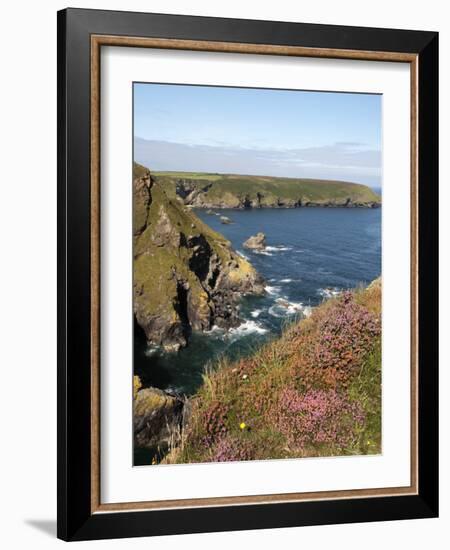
left=200, top=401, right=229, bottom=446
left=300, top=291, right=381, bottom=387
left=209, top=436, right=255, bottom=463
left=275, top=387, right=365, bottom=451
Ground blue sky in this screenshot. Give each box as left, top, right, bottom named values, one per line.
left=134, top=83, right=382, bottom=188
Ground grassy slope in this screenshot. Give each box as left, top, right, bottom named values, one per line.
left=164, top=280, right=381, bottom=464
left=133, top=161, right=151, bottom=180
left=154, top=171, right=381, bottom=205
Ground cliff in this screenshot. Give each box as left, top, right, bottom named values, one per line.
left=153, top=172, right=381, bottom=209
left=133, top=163, right=265, bottom=352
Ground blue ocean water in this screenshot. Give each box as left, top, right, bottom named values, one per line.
left=134, top=207, right=381, bottom=396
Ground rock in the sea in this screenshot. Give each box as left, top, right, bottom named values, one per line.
left=134, top=382, right=185, bottom=449
left=220, top=215, right=232, bottom=224
left=243, top=232, right=266, bottom=250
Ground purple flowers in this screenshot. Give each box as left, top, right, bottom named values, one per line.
left=208, top=436, right=255, bottom=463
left=298, top=291, right=381, bottom=387
left=201, top=401, right=229, bottom=446
left=275, top=387, right=365, bottom=451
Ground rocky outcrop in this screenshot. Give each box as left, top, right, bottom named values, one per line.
left=154, top=173, right=381, bottom=209
left=133, top=163, right=265, bottom=352
left=133, top=377, right=185, bottom=449
left=220, top=216, right=232, bottom=224
left=243, top=232, right=266, bottom=250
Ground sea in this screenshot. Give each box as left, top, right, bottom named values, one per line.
left=134, top=206, right=381, bottom=397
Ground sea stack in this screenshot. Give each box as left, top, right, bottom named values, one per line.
left=243, top=232, right=267, bottom=250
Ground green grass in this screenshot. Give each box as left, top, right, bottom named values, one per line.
left=153, top=171, right=224, bottom=181
left=153, top=171, right=381, bottom=206
left=347, top=343, right=382, bottom=454
left=133, top=162, right=151, bottom=180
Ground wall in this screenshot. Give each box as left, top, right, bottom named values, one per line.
left=0, top=1, right=447, bottom=548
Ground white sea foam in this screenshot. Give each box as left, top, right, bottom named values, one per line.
left=204, top=324, right=224, bottom=336
left=268, top=305, right=283, bottom=318
left=228, top=320, right=268, bottom=340
left=165, top=385, right=184, bottom=395
left=236, top=250, right=250, bottom=261
left=268, top=298, right=309, bottom=318
left=253, top=249, right=273, bottom=256
left=280, top=278, right=293, bottom=283
left=250, top=309, right=263, bottom=318
left=317, top=287, right=342, bottom=299
left=265, top=285, right=282, bottom=295
left=265, top=245, right=293, bottom=252
left=204, top=320, right=268, bottom=341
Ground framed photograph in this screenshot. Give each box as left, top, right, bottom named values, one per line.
left=57, top=8, right=438, bottom=541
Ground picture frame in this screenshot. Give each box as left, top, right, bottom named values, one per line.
left=57, top=8, right=438, bottom=541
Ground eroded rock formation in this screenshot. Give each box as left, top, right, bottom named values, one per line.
left=133, top=164, right=265, bottom=352
left=243, top=232, right=267, bottom=250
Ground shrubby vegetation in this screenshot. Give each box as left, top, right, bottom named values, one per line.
left=163, top=280, right=381, bottom=463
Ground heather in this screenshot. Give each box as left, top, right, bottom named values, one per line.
left=163, top=279, right=382, bottom=464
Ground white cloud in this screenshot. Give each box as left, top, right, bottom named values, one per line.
left=134, top=137, right=381, bottom=188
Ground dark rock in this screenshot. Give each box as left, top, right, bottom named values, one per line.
left=134, top=385, right=185, bottom=449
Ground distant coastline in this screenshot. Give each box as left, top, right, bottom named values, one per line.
left=153, top=171, right=381, bottom=210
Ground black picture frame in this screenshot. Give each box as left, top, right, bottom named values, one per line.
left=57, top=7, right=438, bottom=541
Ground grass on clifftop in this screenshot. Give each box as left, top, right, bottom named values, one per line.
left=133, top=161, right=151, bottom=180
left=164, top=280, right=382, bottom=464
left=153, top=171, right=381, bottom=205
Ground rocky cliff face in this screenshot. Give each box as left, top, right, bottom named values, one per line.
left=133, top=376, right=188, bottom=452
left=154, top=173, right=381, bottom=209
left=133, top=164, right=265, bottom=352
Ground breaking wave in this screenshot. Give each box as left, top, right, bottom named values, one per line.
left=265, top=245, right=293, bottom=252
left=250, top=309, right=263, bottom=318
left=317, top=287, right=342, bottom=299
left=228, top=320, right=268, bottom=340
left=268, top=297, right=306, bottom=318
left=265, top=285, right=282, bottom=295
left=253, top=249, right=273, bottom=256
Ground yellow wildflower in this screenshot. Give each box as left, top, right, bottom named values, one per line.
left=239, top=422, right=246, bottom=430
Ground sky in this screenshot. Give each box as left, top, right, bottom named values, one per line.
left=134, top=83, right=382, bottom=188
